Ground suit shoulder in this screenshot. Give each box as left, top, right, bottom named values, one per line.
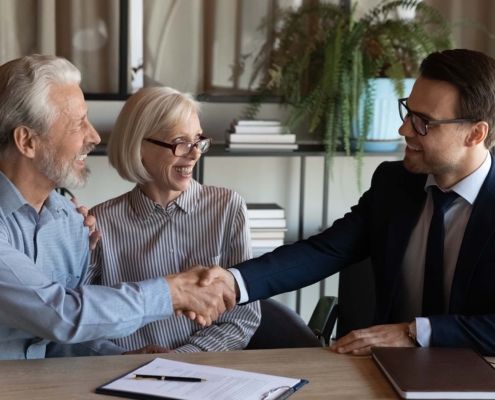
left=373, top=160, right=408, bottom=181
left=374, top=160, right=406, bottom=174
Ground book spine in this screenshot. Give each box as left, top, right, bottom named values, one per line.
left=229, top=134, right=296, bottom=144
left=249, top=219, right=287, bottom=228
left=247, top=211, right=285, bottom=219
left=227, top=144, right=298, bottom=150
left=233, top=126, right=286, bottom=134
left=235, top=120, right=281, bottom=126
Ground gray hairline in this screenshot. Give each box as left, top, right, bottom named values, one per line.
left=0, top=55, right=81, bottom=160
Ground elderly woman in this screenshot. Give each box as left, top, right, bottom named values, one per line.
left=85, top=87, right=260, bottom=352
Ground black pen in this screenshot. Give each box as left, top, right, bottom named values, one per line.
left=132, top=374, right=206, bottom=382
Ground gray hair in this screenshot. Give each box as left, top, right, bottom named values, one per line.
left=0, top=54, right=81, bottom=159
left=108, top=86, right=201, bottom=184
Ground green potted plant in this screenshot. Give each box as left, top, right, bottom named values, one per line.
left=243, top=0, right=454, bottom=187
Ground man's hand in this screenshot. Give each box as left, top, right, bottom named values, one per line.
left=166, top=266, right=236, bottom=327
left=72, top=198, right=102, bottom=250
left=198, top=265, right=238, bottom=296
left=330, top=323, right=415, bottom=356
left=123, top=344, right=171, bottom=355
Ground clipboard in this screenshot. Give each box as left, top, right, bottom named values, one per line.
left=96, top=358, right=308, bottom=400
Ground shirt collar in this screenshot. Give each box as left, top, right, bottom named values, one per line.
left=130, top=180, right=202, bottom=220
left=425, top=152, right=492, bottom=205
left=130, top=186, right=157, bottom=220
left=0, top=171, right=68, bottom=218
left=45, top=190, right=69, bottom=219
left=174, top=179, right=202, bottom=213
left=0, top=171, right=28, bottom=215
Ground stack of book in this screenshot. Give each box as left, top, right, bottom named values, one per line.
left=226, top=119, right=298, bottom=151
left=247, top=203, right=287, bottom=257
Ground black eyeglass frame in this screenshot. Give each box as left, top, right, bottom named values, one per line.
left=143, top=136, right=212, bottom=156
left=398, top=98, right=478, bottom=136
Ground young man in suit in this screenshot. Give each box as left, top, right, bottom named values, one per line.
left=198, top=49, right=495, bottom=356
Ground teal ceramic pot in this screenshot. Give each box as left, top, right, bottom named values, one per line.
left=354, top=78, right=416, bottom=152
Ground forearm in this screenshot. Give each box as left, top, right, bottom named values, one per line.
left=0, top=258, right=173, bottom=343
left=430, top=314, right=495, bottom=356
left=174, top=302, right=261, bottom=352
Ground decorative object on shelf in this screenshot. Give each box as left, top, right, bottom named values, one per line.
left=360, top=77, right=415, bottom=152
left=226, top=119, right=299, bottom=151
left=246, top=204, right=287, bottom=257
left=242, top=0, right=455, bottom=188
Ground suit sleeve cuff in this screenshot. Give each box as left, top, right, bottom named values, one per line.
left=416, top=317, right=432, bottom=347
left=228, top=268, right=249, bottom=304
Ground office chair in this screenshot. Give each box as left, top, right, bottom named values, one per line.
left=245, top=298, right=323, bottom=349
left=308, top=257, right=376, bottom=345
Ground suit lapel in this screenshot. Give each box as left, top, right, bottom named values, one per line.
left=450, top=156, right=495, bottom=314
left=380, top=168, right=427, bottom=321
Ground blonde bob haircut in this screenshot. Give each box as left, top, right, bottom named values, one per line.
left=107, top=86, right=201, bottom=184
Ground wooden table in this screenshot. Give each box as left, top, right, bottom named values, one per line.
left=0, top=348, right=397, bottom=399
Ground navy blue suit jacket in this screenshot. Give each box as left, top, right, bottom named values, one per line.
left=236, top=159, right=495, bottom=355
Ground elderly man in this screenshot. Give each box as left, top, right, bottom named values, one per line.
left=0, top=54, right=234, bottom=360
left=200, top=49, right=495, bottom=356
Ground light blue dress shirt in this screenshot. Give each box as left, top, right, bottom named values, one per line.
left=0, top=172, right=173, bottom=360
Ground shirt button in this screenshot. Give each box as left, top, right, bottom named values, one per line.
left=66, top=276, right=72, bottom=282
left=169, top=249, right=174, bottom=253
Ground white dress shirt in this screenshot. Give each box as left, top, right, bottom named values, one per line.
left=403, top=153, right=491, bottom=345
left=231, top=153, right=491, bottom=346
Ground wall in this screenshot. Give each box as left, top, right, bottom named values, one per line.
left=77, top=97, right=403, bottom=324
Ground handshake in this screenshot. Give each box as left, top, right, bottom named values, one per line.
left=166, top=265, right=239, bottom=326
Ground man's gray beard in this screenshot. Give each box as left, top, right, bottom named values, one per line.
left=36, top=146, right=91, bottom=189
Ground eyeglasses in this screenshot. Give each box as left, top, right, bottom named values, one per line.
left=143, top=136, right=212, bottom=157
left=398, top=98, right=478, bottom=136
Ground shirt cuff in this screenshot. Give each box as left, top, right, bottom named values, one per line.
left=228, top=268, right=249, bottom=304
left=138, top=277, right=174, bottom=324
left=415, top=317, right=432, bottom=347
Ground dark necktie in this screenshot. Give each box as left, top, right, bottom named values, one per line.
left=422, top=186, right=459, bottom=317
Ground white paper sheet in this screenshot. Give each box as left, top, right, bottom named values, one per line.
left=102, top=357, right=303, bottom=400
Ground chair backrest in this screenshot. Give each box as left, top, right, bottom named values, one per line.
left=245, top=298, right=323, bottom=349
left=336, top=257, right=376, bottom=339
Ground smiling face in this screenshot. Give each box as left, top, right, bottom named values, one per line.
left=34, top=84, right=100, bottom=189
left=140, top=112, right=202, bottom=203
left=399, top=76, right=473, bottom=179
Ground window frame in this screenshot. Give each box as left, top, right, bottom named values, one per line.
left=84, top=0, right=351, bottom=103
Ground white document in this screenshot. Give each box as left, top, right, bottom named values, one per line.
left=101, top=357, right=305, bottom=400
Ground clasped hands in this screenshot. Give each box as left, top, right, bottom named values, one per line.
left=175, top=266, right=416, bottom=355
left=167, top=265, right=238, bottom=327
